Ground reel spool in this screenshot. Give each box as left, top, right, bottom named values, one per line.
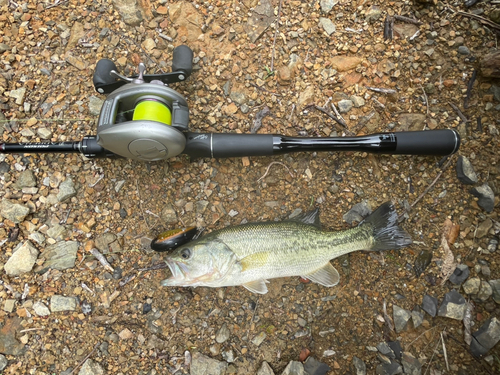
left=132, top=97, right=172, bottom=126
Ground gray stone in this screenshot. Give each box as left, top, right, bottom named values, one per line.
left=422, top=294, right=438, bottom=317
left=88, top=96, right=104, bottom=116
left=190, top=352, right=228, bottom=375
left=377, top=342, right=395, bottom=359
left=111, top=0, right=143, bottom=26
left=160, top=204, right=178, bottom=224
left=95, top=233, right=117, bottom=252
left=411, top=306, right=424, bottom=328
left=4, top=241, right=39, bottom=276
left=281, top=361, right=304, bottom=375
left=252, top=332, right=267, bottom=347
left=401, top=352, right=421, bottom=375
left=458, top=46, right=470, bottom=55
left=337, top=99, right=353, bottom=113
left=47, top=223, right=67, bottom=240
left=343, top=200, right=371, bottom=224
left=470, top=317, right=500, bottom=357
left=9, top=87, right=27, bottom=105
left=463, top=277, right=481, bottom=295
left=477, top=281, right=493, bottom=302
left=398, top=113, right=426, bottom=131
left=470, top=184, right=495, bottom=213
left=489, top=279, right=500, bottom=304
left=57, top=178, right=77, bottom=202
left=222, top=350, right=234, bottom=363
left=0, top=354, right=7, bottom=371
left=229, top=91, right=247, bottom=105
left=352, top=356, right=366, bottom=375
left=3, top=299, right=15, bottom=313
left=78, top=358, right=105, bottom=375
left=257, top=361, right=275, bottom=375
left=215, top=323, right=230, bottom=343
left=449, top=264, right=470, bottom=284
left=244, top=0, right=274, bottom=43
left=351, top=95, right=365, bottom=108
left=320, top=0, right=338, bottom=13
left=365, top=5, right=382, bottom=22
left=0, top=43, right=11, bottom=53
left=35, top=241, right=79, bottom=274
left=0, top=317, right=24, bottom=356
left=393, top=305, right=411, bottom=333
left=388, top=341, right=402, bottom=360
left=303, top=357, right=330, bottom=375
left=15, top=169, right=37, bottom=189
left=33, top=301, right=51, bottom=316
left=37, top=128, right=52, bottom=139
left=50, top=295, right=77, bottom=312
left=456, top=156, right=478, bottom=185
left=375, top=360, right=402, bottom=375
left=319, top=17, right=336, bottom=35
left=438, top=290, right=466, bottom=320
left=0, top=199, right=30, bottom=223
left=476, top=219, right=493, bottom=238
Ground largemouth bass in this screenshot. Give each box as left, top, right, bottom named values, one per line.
left=160, top=202, right=412, bottom=294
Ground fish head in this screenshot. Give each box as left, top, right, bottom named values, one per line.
left=160, top=239, right=237, bottom=287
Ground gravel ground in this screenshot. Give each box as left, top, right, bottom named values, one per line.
left=1, top=0, right=500, bottom=374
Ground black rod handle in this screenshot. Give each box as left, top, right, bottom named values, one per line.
left=183, top=133, right=274, bottom=158
left=393, top=129, right=460, bottom=155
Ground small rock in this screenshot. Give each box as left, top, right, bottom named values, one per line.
left=377, top=342, right=396, bottom=359
left=190, top=352, right=228, bottom=375
left=319, top=17, right=336, bottom=35
left=470, top=184, right=495, bottom=213
left=57, top=178, right=77, bottom=202
left=470, top=317, right=500, bottom=357
left=215, top=323, right=230, bottom=343
left=449, top=264, right=470, bottom=284
left=398, top=113, right=426, bottom=131
left=33, top=301, right=51, bottom=316
left=88, top=96, right=104, bottom=116
left=365, top=5, right=382, bottom=22
left=47, top=223, right=67, bottom=240
left=95, top=233, right=117, bottom=252
left=252, top=332, right=267, bottom=347
left=66, top=55, right=87, bottom=70
left=0, top=43, right=11, bottom=53
left=160, top=204, right=178, bottom=224
left=414, top=250, right=432, bottom=278
left=337, top=99, right=353, bottom=113
left=438, top=290, right=466, bottom=320
left=298, top=86, right=315, bottom=108
left=489, top=280, right=500, bottom=304
left=411, top=306, right=424, bottom=328
left=477, top=281, right=493, bottom=302
left=393, top=305, right=411, bottom=333
left=330, top=56, right=362, bottom=72
left=78, top=358, right=105, bottom=375
left=476, top=219, right=492, bottom=238
left=281, top=361, right=305, bottom=375
left=35, top=241, right=79, bottom=274
left=37, top=128, right=52, bottom=140
left=351, top=95, right=365, bottom=108
left=257, top=361, right=275, bottom=375
left=0, top=317, right=24, bottom=356
left=4, top=241, right=39, bottom=276
left=0, top=354, right=7, bottom=371
left=401, top=352, right=421, bottom=375
left=9, top=87, right=27, bottom=105
left=375, top=359, right=402, bottom=375
left=2, top=299, right=16, bottom=313
left=463, top=277, right=481, bottom=295
left=352, top=356, right=366, bottom=375
left=50, top=295, right=77, bottom=312
left=15, top=169, right=36, bottom=189
left=422, top=294, right=438, bottom=317
left=229, top=91, right=247, bottom=105
left=304, top=357, right=330, bottom=375
left=487, top=237, right=498, bottom=253
left=343, top=201, right=371, bottom=224
left=458, top=45, right=470, bottom=55
left=119, top=328, right=134, bottom=340
left=320, top=0, right=338, bottom=13
left=456, top=156, right=478, bottom=185
left=387, top=341, right=402, bottom=360
left=1, top=199, right=30, bottom=223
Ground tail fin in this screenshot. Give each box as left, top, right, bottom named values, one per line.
left=360, top=202, right=412, bottom=251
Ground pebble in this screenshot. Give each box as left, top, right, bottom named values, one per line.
left=33, top=301, right=51, bottom=316
left=401, top=352, right=421, bottom=375
left=0, top=199, right=30, bottom=223
left=4, top=241, right=39, bottom=276
left=252, top=332, right=267, bottom=346
left=438, top=290, right=466, bottom=320
left=342, top=201, right=371, bottom=224
left=337, top=99, right=353, bottom=113
left=35, top=241, right=79, bottom=274
left=190, top=352, right=228, bottom=375
left=365, top=5, right=382, bottom=22
left=320, top=0, right=338, bottom=13
left=2, top=299, right=16, bottom=313
left=15, top=169, right=36, bottom=189
left=215, top=323, right=230, bottom=343
left=476, top=219, right=493, bottom=238
left=470, top=317, right=500, bottom=357
left=0, top=318, right=24, bottom=356
left=57, top=178, right=77, bottom=202
left=50, top=295, right=77, bottom=312
left=411, top=306, right=424, bottom=328
left=257, top=361, right=275, bottom=375
left=118, top=328, right=134, bottom=340
left=318, top=17, right=336, bottom=35
left=458, top=46, right=470, bottom=55
left=393, top=305, right=411, bottom=333
left=37, top=128, right=52, bottom=139
left=456, top=156, right=478, bottom=185
left=387, top=341, right=402, bottom=360
left=489, top=279, right=500, bottom=304
left=281, top=361, right=305, bottom=375
left=487, top=237, right=498, bottom=253
left=477, top=280, right=493, bottom=302
left=0, top=354, right=7, bottom=371
left=449, top=264, right=470, bottom=284
left=422, top=294, right=438, bottom=317
left=470, top=184, right=495, bottom=213
left=375, top=360, right=402, bottom=375
left=88, top=96, right=104, bottom=116
left=377, top=342, right=396, bottom=359
left=78, top=359, right=105, bottom=375
left=160, top=204, right=178, bottom=223
left=303, top=357, right=330, bottom=375
left=9, top=87, right=27, bottom=105
left=351, top=95, right=365, bottom=108
left=463, top=277, right=481, bottom=295
left=352, top=356, right=366, bottom=375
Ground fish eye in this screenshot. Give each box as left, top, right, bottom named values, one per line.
left=180, top=248, right=191, bottom=259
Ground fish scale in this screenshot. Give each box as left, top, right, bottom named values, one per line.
left=161, top=202, right=412, bottom=294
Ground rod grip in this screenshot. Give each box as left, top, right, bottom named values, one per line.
left=394, top=129, right=460, bottom=155
left=183, top=133, right=274, bottom=158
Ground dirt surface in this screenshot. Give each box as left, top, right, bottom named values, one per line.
left=0, top=0, right=499, bottom=374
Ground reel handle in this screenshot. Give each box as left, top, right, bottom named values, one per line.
left=182, top=129, right=460, bottom=159
left=172, top=45, right=193, bottom=77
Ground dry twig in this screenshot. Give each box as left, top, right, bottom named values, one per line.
left=69, top=343, right=99, bottom=375
left=257, top=162, right=294, bottom=182
left=90, top=248, right=114, bottom=272
left=441, top=331, right=450, bottom=371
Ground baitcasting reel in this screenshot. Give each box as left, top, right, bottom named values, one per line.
left=1, top=45, right=460, bottom=161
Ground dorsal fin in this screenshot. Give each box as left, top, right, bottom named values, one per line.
left=288, top=208, right=321, bottom=228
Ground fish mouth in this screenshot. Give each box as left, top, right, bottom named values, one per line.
left=161, top=258, right=190, bottom=286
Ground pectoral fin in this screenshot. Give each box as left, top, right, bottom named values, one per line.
left=302, top=263, right=340, bottom=287
left=243, top=279, right=269, bottom=294
left=240, top=252, right=270, bottom=271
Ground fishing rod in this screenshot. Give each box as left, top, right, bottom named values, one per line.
left=0, top=45, right=460, bottom=161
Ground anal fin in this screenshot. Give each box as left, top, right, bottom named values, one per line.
left=302, top=263, right=340, bottom=287
left=243, top=279, right=269, bottom=294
